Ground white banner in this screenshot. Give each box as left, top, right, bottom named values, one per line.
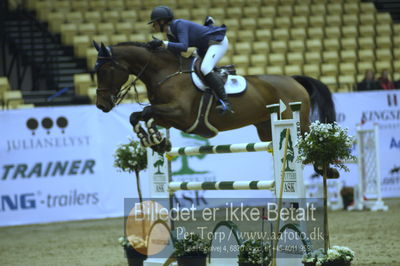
left=1, top=90, right=399, bottom=226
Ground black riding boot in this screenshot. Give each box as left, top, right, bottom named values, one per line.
left=204, top=72, right=233, bottom=114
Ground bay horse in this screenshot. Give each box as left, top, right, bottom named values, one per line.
left=93, top=41, right=338, bottom=177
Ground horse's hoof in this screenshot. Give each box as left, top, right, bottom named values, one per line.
left=151, top=138, right=172, bottom=154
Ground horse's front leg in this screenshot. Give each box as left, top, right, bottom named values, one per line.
left=129, top=111, right=151, bottom=147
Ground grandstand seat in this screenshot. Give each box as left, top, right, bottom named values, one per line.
left=266, top=66, right=284, bottom=75
left=306, top=39, right=322, bottom=51
left=271, top=40, right=288, bottom=53
left=359, top=25, right=375, bottom=37
left=223, top=19, right=240, bottom=31
left=71, top=1, right=89, bottom=12
left=102, top=10, right=121, bottom=25
left=303, top=64, right=320, bottom=78
left=292, top=16, right=308, bottom=28
left=290, top=28, right=307, bottom=40
left=84, top=11, right=102, bottom=24
left=342, top=14, right=359, bottom=26
left=395, top=48, right=400, bottom=60
left=241, top=18, right=257, bottom=30
left=74, top=73, right=93, bottom=96
left=105, top=0, right=125, bottom=10
left=125, top=0, right=142, bottom=9
left=358, top=37, right=375, bottom=49
left=358, top=49, right=375, bottom=62
left=277, top=5, right=293, bottom=16
left=60, top=23, right=78, bottom=45
left=327, top=3, right=342, bottom=15
left=323, top=51, right=339, bottom=63
left=0, top=77, right=10, bottom=93
left=255, top=29, right=272, bottom=41
left=307, top=27, right=324, bottom=39
left=128, top=33, right=148, bottom=42
left=257, top=17, right=275, bottom=29
left=232, top=55, right=249, bottom=67
left=97, top=23, right=115, bottom=38
left=120, top=10, right=138, bottom=23
left=309, top=15, right=325, bottom=27
left=86, top=48, right=98, bottom=70
left=376, top=13, right=392, bottom=25
left=73, top=35, right=90, bottom=58
left=219, top=55, right=232, bottom=66
left=2, top=90, right=23, bottom=109
left=209, top=7, right=225, bottom=19
left=235, top=67, right=247, bottom=76
left=260, top=6, right=276, bottom=17
left=359, top=13, right=375, bottom=25
left=342, top=26, right=358, bottom=38
left=375, top=61, right=392, bottom=72
left=294, top=5, right=309, bottom=16
left=226, top=7, right=242, bottom=18
left=243, top=7, right=259, bottom=18
left=394, top=24, right=400, bottom=35
left=174, top=9, right=191, bottom=20
left=357, top=62, right=374, bottom=74
left=393, top=60, right=400, bottom=73
left=360, top=2, right=376, bottom=14
left=288, top=40, right=305, bottom=52
left=57, top=1, right=72, bottom=12
left=91, top=34, right=109, bottom=45
left=284, top=65, right=302, bottom=76
left=89, top=0, right=108, bottom=11
left=287, top=52, right=304, bottom=65
left=234, top=42, right=252, bottom=55
left=340, top=50, right=357, bottom=62
left=305, top=51, right=321, bottom=64
left=47, top=11, right=65, bottom=33
left=115, top=22, right=133, bottom=35
left=253, top=42, right=269, bottom=54
left=323, top=38, right=340, bottom=51
left=376, top=48, right=392, bottom=61
left=78, top=23, right=97, bottom=40
left=272, top=28, right=290, bottom=40
left=325, top=26, right=341, bottom=39
left=237, top=30, right=255, bottom=42
left=310, top=4, right=326, bottom=15
left=226, top=31, right=237, bottom=43
left=65, top=11, right=84, bottom=24
left=268, top=53, right=286, bottom=66
left=320, top=76, right=338, bottom=92
left=339, top=62, right=357, bottom=76
left=247, top=66, right=265, bottom=75
left=338, top=75, right=355, bottom=92
left=111, top=34, right=128, bottom=44
left=376, top=36, right=392, bottom=49
left=344, top=3, right=359, bottom=14
left=275, top=17, right=292, bottom=29
left=326, top=15, right=342, bottom=26
left=321, top=63, right=338, bottom=75
left=211, top=0, right=227, bottom=8
left=341, top=37, right=357, bottom=50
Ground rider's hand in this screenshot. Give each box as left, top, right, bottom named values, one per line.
left=148, top=37, right=164, bottom=49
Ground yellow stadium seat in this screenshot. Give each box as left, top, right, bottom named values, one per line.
left=360, top=2, right=376, bottom=14
left=89, top=0, right=108, bottom=11
left=305, top=51, right=321, bottom=64
left=325, top=26, right=341, bottom=39
left=78, top=23, right=97, bottom=40
left=138, top=10, right=149, bottom=22
left=323, top=51, right=339, bottom=63
left=47, top=11, right=65, bottom=33
left=303, top=64, right=320, bottom=78
left=209, top=7, right=225, bottom=19
left=376, top=13, right=392, bottom=25
left=376, top=24, right=392, bottom=36
left=327, top=3, right=342, bottom=15
left=284, top=65, right=302, bottom=76
left=102, top=10, right=121, bottom=26
left=268, top=53, right=286, bottom=66
left=115, top=22, right=133, bottom=35
left=323, top=38, right=340, bottom=51
left=229, top=0, right=244, bottom=7
left=235, top=67, right=247, bottom=76
left=234, top=42, right=252, bottom=55
left=211, top=0, right=227, bottom=8
left=97, top=23, right=115, bottom=38
left=342, top=26, right=358, bottom=38
left=226, top=7, right=242, bottom=18
left=73, top=35, right=90, bottom=58
left=65, top=11, right=84, bottom=24
left=125, top=0, right=142, bottom=9
left=375, top=61, right=392, bottom=72
left=174, top=9, right=191, bottom=20
left=272, top=29, right=290, bottom=40
left=358, top=49, right=375, bottom=62
left=321, top=63, right=338, bottom=75
left=339, top=62, right=357, bottom=75
left=287, top=52, right=304, bottom=65
left=74, top=73, right=93, bottom=96
left=309, top=15, right=325, bottom=27
left=394, top=24, right=400, bottom=35
left=266, top=66, right=284, bottom=75
left=357, top=62, right=374, bottom=74
left=344, top=3, right=359, bottom=14
left=247, top=66, right=265, bottom=75
left=71, top=1, right=89, bottom=12
left=240, top=18, right=257, bottom=30
left=92, top=34, right=109, bottom=45
left=277, top=5, right=293, bottom=16
left=121, top=10, right=138, bottom=23
left=253, top=42, right=269, bottom=54
left=128, top=33, right=148, bottom=42
left=359, top=25, right=375, bottom=37
left=218, top=55, right=232, bottom=66
left=338, top=75, right=355, bottom=92
left=342, top=14, right=359, bottom=26
left=341, top=37, right=358, bottom=50
left=359, top=13, right=375, bottom=25
left=376, top=49, right=392, bottom=61
left=326, top=15, right=342, bottom=26
left=310, top=4, right=326, bottom=15
left=177, top=0, right=194, bottom=8
left=340, top=50, right=357, bottom=62
left=223, top=19, right=240, bottom=31
left=87, top=87, right=97, bottom=104
left=60, top=23, right=78, bottom=45
left=280, top=0, right=296, bottom=4
left=255, top=29, right=272, bottom=41
left=237, top=30, right=255, bottom=42
left=86, top=48, right=98, bottom=70
left=232, top=55, right=249, bottom=67
left=85, top=11, right=102, bottom=24
left=226, top=31, right=237, bottom=43
left=57, top=1, right=71, bottom=12
left=292, top=16, right=308, bottom=28
left=275, top=17, right=291, bottom=29
left=358, top=37, right=375, bottom=49
left=307, top=27, right=324, bottom=39
left=106, top=0, right=125, bottom=11
left=306, top=39, right=322, bottom=51
left=320, top=76, right=338, bottom=92
left=260, top=6, right=276, bottom=17
left=294, top=5, right=309, bottom=16
left=250, top=54, right=268, bottom=66
left=2, top=90, right=23, bottom=109
left=257, top=17, right=275, bottom=29
left=243, top=7, right=259, bottom=17
left=290, top=28, right=307, bottom=40
left=394, top=48, right=400, bottom=60
left=288, top=40, right=305, bottom=52
left=271, top=40, right=288, bottom=53
left=376, top=36, right=392, bottom=49
left=111, top=34, right=128, bottom=44
left=393, top=60, right=400, bottom=73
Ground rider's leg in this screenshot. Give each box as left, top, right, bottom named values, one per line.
left=201, top=36, right=232, bottom=114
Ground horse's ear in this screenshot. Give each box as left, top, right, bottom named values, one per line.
left=93, top=40, right=100, bottom=51
left=99, top=42, right=110, bottom=57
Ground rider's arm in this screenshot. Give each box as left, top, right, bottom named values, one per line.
left=165, top=21, right=189, bottom=53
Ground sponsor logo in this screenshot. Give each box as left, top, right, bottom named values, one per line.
left=387, top=94, right=398, bottom=107
left=390, top=138, right=400, bottom=150
left=27, top=117, right=68, bottom=135
left=0, top=190, right=99, bottom=212
left=382, top=165, right=400, bottom=192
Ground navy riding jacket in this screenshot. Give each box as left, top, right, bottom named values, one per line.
left=166, top=19, right=227, bottom=57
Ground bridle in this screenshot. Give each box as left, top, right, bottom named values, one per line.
left=95, top=53, right=152, bottom=106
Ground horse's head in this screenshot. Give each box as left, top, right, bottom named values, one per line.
left=93, top=41, right=129, bottom=112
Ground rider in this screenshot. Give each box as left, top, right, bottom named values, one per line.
left=147, top=6, right=232, bottom=114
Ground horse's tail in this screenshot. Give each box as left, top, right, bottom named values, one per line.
left=292, top=75, right=336, bottom=123
left=292, top=75, right=339, bottom=179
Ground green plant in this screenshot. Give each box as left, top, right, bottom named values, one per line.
left=174, top=233, right=210, bottom=258
left=302, top=246, right=355, bottom=266
left=238, top=239, right=271, bottom=265
left=297, top=121, right=355, bottom=171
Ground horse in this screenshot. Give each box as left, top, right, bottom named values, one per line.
left=93, top=41, right=338, bottom=177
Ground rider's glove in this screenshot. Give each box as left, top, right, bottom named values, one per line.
left=148, top=37, right=164, bottom=49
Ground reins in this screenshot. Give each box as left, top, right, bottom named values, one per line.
left=157, top=56, right=193, bottom=86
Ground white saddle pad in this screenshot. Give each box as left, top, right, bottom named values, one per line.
left=191, top=59, right=247, bottom=95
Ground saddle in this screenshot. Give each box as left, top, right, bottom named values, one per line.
left=193, top=58, right=236, bottom=86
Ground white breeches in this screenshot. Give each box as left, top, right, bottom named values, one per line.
left=200, top=36, right=229, bottom=75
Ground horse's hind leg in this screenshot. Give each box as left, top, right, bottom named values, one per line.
left=129, top=112, right=151, bottom=147
left=254, top=120, right=272, bottom=142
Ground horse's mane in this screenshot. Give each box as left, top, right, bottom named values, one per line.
left=114, top=41, right=148, bottom=48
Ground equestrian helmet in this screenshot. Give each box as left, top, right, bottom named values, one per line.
left=148, top=6, right=174, bottom=24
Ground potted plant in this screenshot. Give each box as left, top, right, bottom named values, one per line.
left=173, top=233, right=210, bottom=266
left=302, top=246, right=355, bottom=266
left=238, top=239, right=271, bottom=266
left=119, top=236, right=148, bottom=266
left=114, top=138, right=148, bottom=265
left=297, top=121, right=356, bottom=264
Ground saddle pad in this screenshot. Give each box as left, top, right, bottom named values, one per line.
left=191, top=59, right=247, bottom=95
